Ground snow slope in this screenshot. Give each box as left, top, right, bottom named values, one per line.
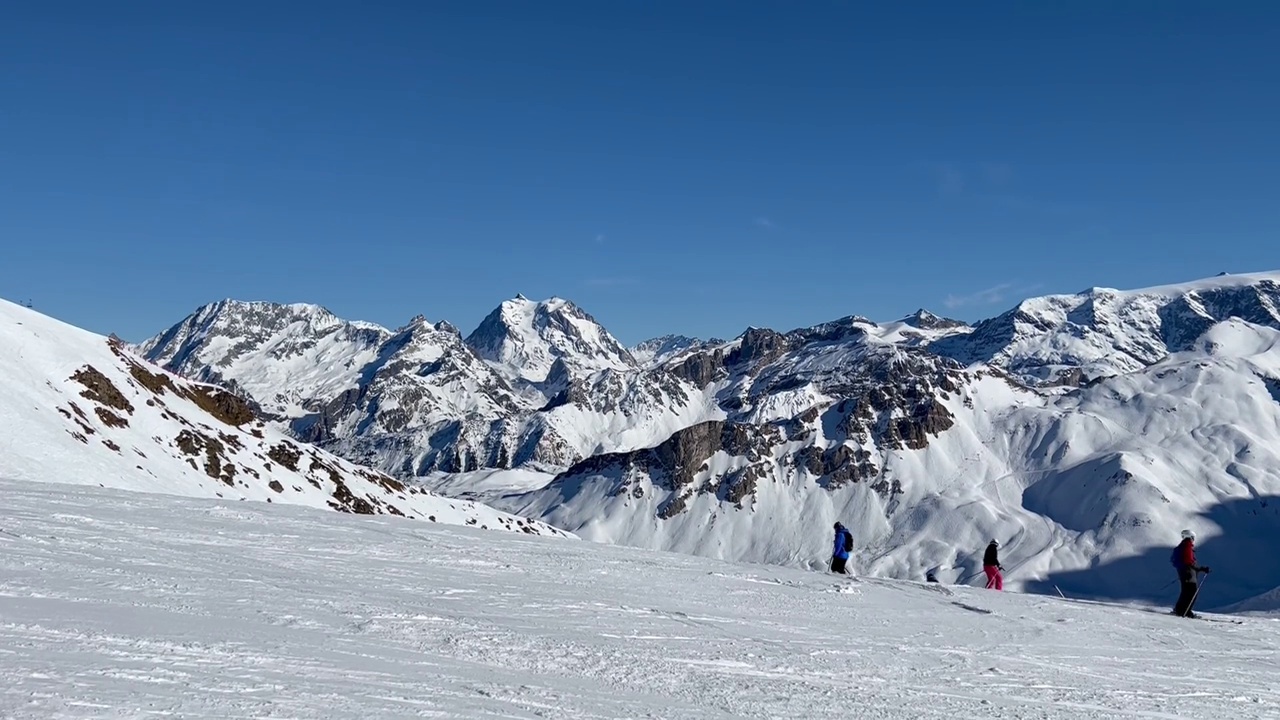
left=0, top=298, right=568, bottom=537
left=1, top=478, right=1276, bottom=720
left=495, top=318, right=1280, bottom=609
left=932, top=270, right=1280, bottom=384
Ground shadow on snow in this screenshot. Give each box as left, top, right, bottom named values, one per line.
left=1023, top=494, right=1280, bottom=612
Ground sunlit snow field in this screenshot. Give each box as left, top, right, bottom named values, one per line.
left=1, top=479, right=1276, bottom=719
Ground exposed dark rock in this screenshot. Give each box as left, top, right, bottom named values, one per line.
left=726, top=328, right=792, bottom=367
left=330, top=478, right=376, bottom=514
left=1265, top=377, right=1280, bottom=404
left=184, top=385, right=256, bottom=427
left=70, top=366, right=134, bottom=414
left=885, top=399, right=955, bottom=450
left=174, top=428, right=233, bottom=484
left=267, top=442, right=302, bottom=472
left=669, top=351, right=725, bottom=386
left=94, top=407, right=128, bottom=428
left=553, top=420, right=783, bottom=517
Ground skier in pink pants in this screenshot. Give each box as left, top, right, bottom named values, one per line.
left=983, top=539, right=1004, bottom=590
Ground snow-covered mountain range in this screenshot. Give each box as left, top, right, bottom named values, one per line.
left=0, top=298, right=569, bottom=537
left=136, top=271, right=1280, bottom=608
left=139, top=295, right=714, bottom=475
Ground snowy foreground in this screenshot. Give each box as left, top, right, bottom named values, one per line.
left=2, top=479, right=1278, bottom=720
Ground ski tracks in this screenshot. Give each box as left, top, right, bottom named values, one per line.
left=1, top=479, right=1277, bottom=719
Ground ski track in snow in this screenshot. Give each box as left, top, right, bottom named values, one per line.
left=1, top=480, right=1277, bottom=719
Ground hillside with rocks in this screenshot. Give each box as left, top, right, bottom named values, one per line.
left=0, top=298, right=570, bottom=537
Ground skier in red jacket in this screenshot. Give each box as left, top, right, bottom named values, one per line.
left=1171, top=529, right=1211, bottom=618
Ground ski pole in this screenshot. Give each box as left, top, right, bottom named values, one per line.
left=1187, top=571, right=1209, bottom=614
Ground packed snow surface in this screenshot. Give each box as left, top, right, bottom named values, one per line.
left=2, top=478, right=1277, bottom=719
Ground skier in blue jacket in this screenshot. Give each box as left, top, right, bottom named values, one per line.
left=831, top=522, right=852, bottom=574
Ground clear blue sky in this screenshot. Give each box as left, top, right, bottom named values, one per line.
left=2, top=2, right=1277, bottom=344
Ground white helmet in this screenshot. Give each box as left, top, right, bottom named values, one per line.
left=1181, top=529, right=1195, bottom=540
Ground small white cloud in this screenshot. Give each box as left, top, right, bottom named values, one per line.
left=753, top=217, right=775, bottom=229
left=944, top=282, right=1044, bottom=309
left=595, top=234, right=606, bottom=245
left=944, top=283, right=1014, bottom=309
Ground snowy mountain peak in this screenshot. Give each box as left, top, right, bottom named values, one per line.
left=465, top=296, right=637, bottom=388
left=930, top=271, right=1280, bottom=385
left=0, top=298, right=569, bottom=537
left=138, top=299, right=393, bottom=419
left=631, top=334, right=725, bottom=367
left=188, top=299, right=357, bottom=336
left=140, top=299, right=390, bottom=368
left=903, top=309, right=968, bottom=331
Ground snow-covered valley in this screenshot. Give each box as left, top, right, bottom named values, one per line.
left=2, top=478, right=1277, bottom=720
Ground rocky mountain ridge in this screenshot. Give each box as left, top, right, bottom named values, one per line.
left=0, top=299, right=571, bottom=537
left=135, top=272, right=1280, bottom=606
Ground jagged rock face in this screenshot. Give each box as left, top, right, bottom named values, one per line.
left=545, top=368, right=693, bottom=416
left=549, top=420, right=785, bottom=517
left=669, top=349, right=728, bottom=387
left=541, top=340, right=965, bottom=518
left=725, top=328, right=793, bottom=368
left=286, top=319, right=571, bottom=475
left=141, top=303, right=577, bottom=476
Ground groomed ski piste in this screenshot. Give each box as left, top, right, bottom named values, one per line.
left=2, top=478, right=1277, bottom=719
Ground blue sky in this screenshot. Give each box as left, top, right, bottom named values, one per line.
left=2, top=2, right=1277, bottom=344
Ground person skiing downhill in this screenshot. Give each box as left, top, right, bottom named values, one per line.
left=983, top=539, right=1004, bottom=590
left=831, top=522, right=853, bottom=574
left=1172, top=529, right=1211, bottom=618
